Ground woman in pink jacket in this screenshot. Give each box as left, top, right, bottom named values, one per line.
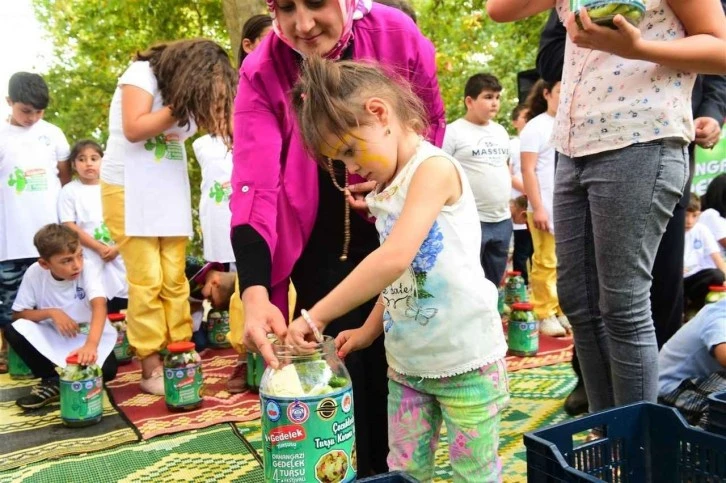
left=230, top=0, right=445, bottom=475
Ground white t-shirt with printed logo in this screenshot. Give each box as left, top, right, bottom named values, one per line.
left=58, top=180, right=128, bottom=299
left=0, top=119, right=70, bottom=261
left=520, top=113, right=556, bottom=234
left=684, top=223, right=721, bottom=278
left=442, top=118, right=511, bottom=223
left=192, top=135, right=234, bottom=264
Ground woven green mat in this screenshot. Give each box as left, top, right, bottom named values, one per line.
left=0, top=423, right=262, bottom=483
left=0, top=363, right=576, bottom=482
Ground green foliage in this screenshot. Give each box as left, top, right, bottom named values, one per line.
left=33, top=0, right=231, bottom=257
left=413, top=0, right=547, bottom=133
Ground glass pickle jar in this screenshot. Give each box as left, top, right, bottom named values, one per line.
left=706, top=286, right=726, bottom=305
left=163, top=342, right=203, bottom=411
left=58, top=354, right=104, bottom=427
left=8, top=345, right=34, bottom=380
left=109, top=313, right=132, bottom=364
left=260, top=336, right=356, bottom=483
left=508, top=302, right=539, bottom=357
left=206, top=310, right=231, bottom=348
left=571, top=0, right=646, bottom=29
left=504, top=271, right=528, bottom=305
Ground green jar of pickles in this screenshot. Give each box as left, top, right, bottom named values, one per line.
left=108, top=313, right=132, bottom=364
left=260, top=337, right=356, bottom=483
left=58, top=354, right=104, bottom=427
left=572, top=0, right=646, bottom=29
left=508, top=303, right=539, bottom=357
left=504, top=271, right=528, bottom=305
left=163, top=342, right=203, bottom=411
left=8, top=345, right=34, bottom=380
left=706, top=286, right=726, bottom=305
left=206, top=310, right=231, bottom=349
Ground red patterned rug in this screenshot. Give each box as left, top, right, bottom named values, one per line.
left=505, top=334, right=574, bottom=372
left=106, top=348, right=260, bottom=439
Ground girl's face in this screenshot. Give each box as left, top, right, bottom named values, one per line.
left=320, top=122, right=399, bottom=187
left=544, top=82, right=561, bottom=114
left=74, top=146, right=102, bottom=184
left=275, top=0, right=344, bottom=56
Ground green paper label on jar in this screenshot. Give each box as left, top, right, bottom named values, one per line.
left=206, top=310, right=231, bottom=348
left=60, top=376, right=103, bottom=422
left=505, top=277, right=527, bottom=305
left=164, top=362, right=203, bottom=408
left=261, top=387, right=356, bottom=483
left=8, top=345, right=34, bottom=379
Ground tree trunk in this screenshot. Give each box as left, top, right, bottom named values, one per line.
left=222, top=0, right=267, bottom=66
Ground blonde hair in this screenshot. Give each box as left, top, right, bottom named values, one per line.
left=291, top=55, right=428, bottom=163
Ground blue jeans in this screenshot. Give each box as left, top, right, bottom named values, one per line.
left=480, top=219, right=513, bottom=287
left=554, top=139, right=687, bottom=412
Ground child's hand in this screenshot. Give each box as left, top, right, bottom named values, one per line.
left=346, top=180, right=377, bottom=211
left=335, top=328, right=375, bottom=359
left=68, top=343, right=99, bottom=366
left=566, top=8, right=644, bottom=59
left=101, top=245, right=119, bottom=262
left=285, top=317, right=321, bottom=352
left=532, top=206, right=550, bottom=232
left=50, top=309, right=80, bottom=338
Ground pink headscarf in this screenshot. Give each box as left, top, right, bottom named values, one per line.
left=266, top=0, right=372, bottom=60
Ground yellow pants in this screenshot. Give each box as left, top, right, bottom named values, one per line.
left=227, top=280, right=297, bottom=355
left=527, top=213, right=562, bottom=320
left=101, top=182, right=192, bottom=358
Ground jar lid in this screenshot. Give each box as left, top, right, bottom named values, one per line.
left=507, top=271, right=522, bottom=276
left=108, top=313, right=126, bottom=322
left=511, top=302, right=534, bottom=311
left=66, top=354, right=79, bottom=364
left=709, top=286, right=726, bottom=292
left=167, top=341, right=196, bottom=353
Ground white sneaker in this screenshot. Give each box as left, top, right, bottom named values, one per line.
left=540, top=315, right=567, bottom=337
left=557, top=315, right=572, bottom=334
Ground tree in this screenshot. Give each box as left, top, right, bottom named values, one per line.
left=413, top=0, right=547, bottom=132
left=221, top=0, right=267, bottom=64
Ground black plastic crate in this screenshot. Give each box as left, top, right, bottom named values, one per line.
left=358, top=471, right=419, bottom=482
left=708, top=390, right=726, bottom=437
left=525, top=402, right=726, bottom=482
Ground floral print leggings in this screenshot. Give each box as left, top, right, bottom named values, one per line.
left=387, top=359, right=509, bottom=482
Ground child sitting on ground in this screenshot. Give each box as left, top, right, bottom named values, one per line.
left=658, top=299, right=726, bottom=426
left=684, top=193, right=726, bottom=313
left=4, top=224, right=118, bottom=410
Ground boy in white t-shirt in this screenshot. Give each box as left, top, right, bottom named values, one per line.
left=684, top=194, right=726, bottom=312
left=0, top=73, right=71, bottom=373
left=443, top=73, right=512, bottom=287
left=4, top=224, right=118, bottom=410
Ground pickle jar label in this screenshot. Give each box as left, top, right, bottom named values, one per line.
left=164, top=363, right=203, bottom=408
left=60, top=376, right=104, bottom=422
left=113, top=331, right=132, bottom=361
left=261, top=387, right=356, bottom=483
left=206, top=311, right=231, bottom=348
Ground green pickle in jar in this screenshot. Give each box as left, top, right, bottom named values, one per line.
left=57, top=354, right=104, bottom=427
left=260, top=336, right=356, bottom=483
left=571, top=0, right=645, bottom=29
left=706, top=286, right=726, bottom=305
left=163, top=342, right=203, bottom=411
left=508, top=303, right=539, bottom=357
left=109, top=313, right=132, bottom=364
left=206, top=310, right=232, bottom=348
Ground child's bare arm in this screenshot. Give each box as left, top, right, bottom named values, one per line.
left=714, top=343, right=726, bottom=367
left=13, top=308, right=79, bottom=337
left=68, top=297, right=107, bottom=365
left=487, top=0, right=555, bottom=22
left=57, top=161, right=72, bottom=186
left=121, top=85, right=177, bottom=143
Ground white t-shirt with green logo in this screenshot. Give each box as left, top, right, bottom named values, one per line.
left=0, top=119, right=70, bottom=261
left=58, top=180, right=128, bottom=299
left=192, top=134, right=234, bottom=264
